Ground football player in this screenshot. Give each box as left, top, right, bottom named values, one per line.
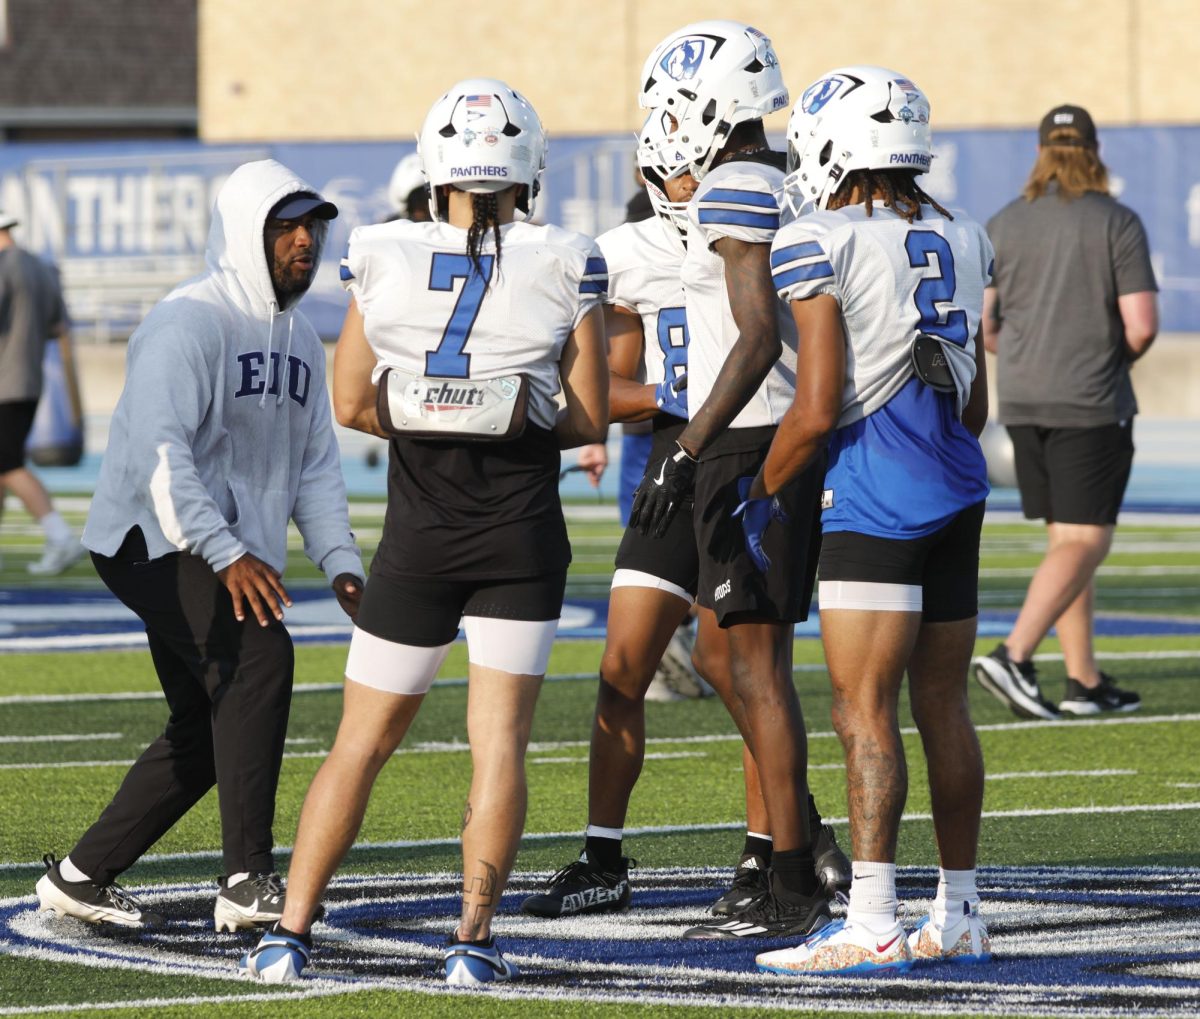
left=630, top=20, right=848, bottom=940
left=243, top=78, right=608, bottom=986
left=747, top=67, right=992, bottom=975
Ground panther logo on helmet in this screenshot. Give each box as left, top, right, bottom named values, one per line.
left=801, top=77, right=844, bottom=115
left=660, top=38, right=706, bottom=81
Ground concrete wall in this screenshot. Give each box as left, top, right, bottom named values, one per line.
left=199, top=0, right=1200, bottom=141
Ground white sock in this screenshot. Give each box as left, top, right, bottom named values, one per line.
left=847, top=861, right=898, bottom=934
left=60, top=856, right=93, bottom=883
left=584, top=824, right=623, bottom=841
left=40, top=511, right=72, bottom=545
left=933, top=868, right=978, bottom=928
left=225, top=871, right=251, bottom=887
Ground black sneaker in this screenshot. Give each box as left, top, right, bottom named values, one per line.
left=813, top=823, right=852, bottom=898
left=685, top=872, right=831, bottom=940
left=214, top=872, right=286, bottom=932
left=710, top=853, right=769, bottom=916
left=520, top=851, right=634, bottom=918
left=1059, top=672, right=1141, bottom=715
left=35, top=854, right=164, bottom=928
left=973, top=643, right=1060, bottom=720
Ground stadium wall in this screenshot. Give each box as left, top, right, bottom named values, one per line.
left=197, top=0, right=1200, bottom=140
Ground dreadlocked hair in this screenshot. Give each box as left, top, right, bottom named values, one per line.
left=828, top=169, right=953, bottom=224
left=466, top=191, right=502, bottom=287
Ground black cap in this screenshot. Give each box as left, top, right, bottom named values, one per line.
left=269, top=192, right=338, bottom=221
left=1038, top=105, right=1097, bottom=148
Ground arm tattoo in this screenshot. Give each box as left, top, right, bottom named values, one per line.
left=680, top=239, right=781, bottom=455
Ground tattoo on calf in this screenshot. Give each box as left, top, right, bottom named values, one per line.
left=461, top=801, right=472, bottom=832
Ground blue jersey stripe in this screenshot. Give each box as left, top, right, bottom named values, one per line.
left=773, top=261, right=834, bottom=288
left=339, top=262, right=355, bottom=281
left=770, top=241, right=825, bottom=268
left=702, top=187, right=778, bottom=209
left=579, top=280, right=608, bottom=295
left=698, top=208, right=780, bottom=230
left=585, top=256, right=609, bottom=275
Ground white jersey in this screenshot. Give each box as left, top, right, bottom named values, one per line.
left=771, top=205, right=994, bottom=426
left=596, top=217, right=686, bottom=388
left=682, top=158, right=797, bottom=431
left=341, top=219, right=606, bottom=430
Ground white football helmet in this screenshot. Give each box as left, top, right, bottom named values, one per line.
left=387, top=153, right=425, bottom=216
left=637, top=20, right=788, bottom=180
left=782, top=66, right=933, bottom=214
left=636, top=109, right=689, bottom=250
left=417, top=78, right=546, bottom=220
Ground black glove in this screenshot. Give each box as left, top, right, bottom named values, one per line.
left=629, top=440, right=698, bottom=538
left=332, top=573, right=363, bottom=621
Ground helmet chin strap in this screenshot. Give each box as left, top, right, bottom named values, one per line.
left=817, top=156, right=848, bottom=211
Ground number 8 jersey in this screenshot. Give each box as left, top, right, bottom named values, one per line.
left=772, top=205, right=993, bottom=539
left=339, top=217, right=606, bottom=581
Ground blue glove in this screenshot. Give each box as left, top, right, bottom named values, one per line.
left=731, top=476, right=788, bottom=573
left=654, top=371, right=688, bottom=419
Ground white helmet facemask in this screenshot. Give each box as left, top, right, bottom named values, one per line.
left=637, top=20, right=788, bottom=181
left=417, top=78, right=547, bottom=221
left=635, top=109, right=689, bottom=251
left=781, top=65, right=933, bottom=216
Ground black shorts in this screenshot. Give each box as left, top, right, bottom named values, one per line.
left=0, top=400, right=38, bottom=473
left=613, top=418, right=699, bottom=600
left=355, top=569, right=568, bottom=647
left=818, top=501, right=985, bottom=622
left=693, top=427, right=824, bottom=626
left=1007, top=422, right=1133, bottom=525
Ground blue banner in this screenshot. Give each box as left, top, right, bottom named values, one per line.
left=0, top=128, right=1195, bottom=337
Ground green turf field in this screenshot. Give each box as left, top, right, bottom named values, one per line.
left=1, top=501, right=1198, bottom=1017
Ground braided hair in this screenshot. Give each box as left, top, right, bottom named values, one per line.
left=828, top=169, right=952, bottom=223
left=466, top=190, right=502, bottom=286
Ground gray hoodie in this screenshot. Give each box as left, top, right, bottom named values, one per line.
left=83, top=159, right=363, bottom=584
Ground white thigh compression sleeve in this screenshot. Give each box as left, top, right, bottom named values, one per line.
left=344, top=626, right=453, bottom=695
left=610, top=568, right=694, bottom=605
left=818, top=580, right=922, bottom=613
left=462, top=616, right=559, bottom=676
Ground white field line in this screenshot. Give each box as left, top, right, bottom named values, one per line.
left=531, top=751, right=707, bottom=765
left=3, top=713, right=1199, bottom=770
left=0, top=733, right=121, bottom=744
left=4, top=646, right=1199, bottom=706
left=0, top=987, right=365, bottom=1016
left=986, top=768, right=1136, bottom=780
left=982, top=565, right=1200, bottom=576
left=1, top=801, right=1197, bottom=873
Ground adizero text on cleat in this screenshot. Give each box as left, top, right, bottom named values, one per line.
left=520, top=852, right=632, bottom=918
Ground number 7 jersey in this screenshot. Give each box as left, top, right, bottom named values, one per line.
left=340, top=218, right=606, bottom=431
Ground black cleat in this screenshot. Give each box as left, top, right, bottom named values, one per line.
left=685, top=872, right=832, bottom=940
left=711, top=853, right=769, bottom=916
left=35, top=854, right=164, bottom=928
left=813, top=823, right=851, bottom=898
left=974, top=643, right=1060, bottom=720
left=1059, top=672, right=1141, bottom=715
left=520, top=851, right=634, bottom=918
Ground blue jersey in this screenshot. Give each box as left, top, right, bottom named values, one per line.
left=772, top=205, right=992, bottom=538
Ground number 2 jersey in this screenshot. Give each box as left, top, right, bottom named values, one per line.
left=771, top=205, right=993, bottom=539
left=341, top=218, right=606, bottom=579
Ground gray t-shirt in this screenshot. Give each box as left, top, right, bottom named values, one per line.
left=0, top=246, right=68, bottom=402
left=987, top=187, right=1157, bottom=428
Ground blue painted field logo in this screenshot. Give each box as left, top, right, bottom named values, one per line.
left=1, top=866, right=1196, bottom=1013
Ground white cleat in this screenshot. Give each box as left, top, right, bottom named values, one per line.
left=908, top=901, right=992, bottom=964
left=757, top=918, right=914, bottom=975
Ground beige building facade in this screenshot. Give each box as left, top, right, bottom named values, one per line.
left=199, top=0, right=1199, bottom=142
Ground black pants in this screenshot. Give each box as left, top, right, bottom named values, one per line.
left=70, top=528, right=294, bottom=884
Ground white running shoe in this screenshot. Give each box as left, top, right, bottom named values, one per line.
left=757, top=918, right=914, bottom=975
left=27, top=537, right=86, bottom=576
left=653, top=628, right=713, bottom=699
left=908, top=901, right=992, bottom=964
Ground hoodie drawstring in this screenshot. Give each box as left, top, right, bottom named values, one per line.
left=261, top=301, right=279, bottom=408
left=278, top=313, right=295, bottom=406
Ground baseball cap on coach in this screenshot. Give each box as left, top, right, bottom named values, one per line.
left=1038, top=105, right=1097, bottom=147
left=268, top=191, right=339, bottom=221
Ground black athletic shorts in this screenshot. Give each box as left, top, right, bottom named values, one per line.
left=818, top=501, right=985, bottom=622
left=693, top=427, right=824, bottom=626
left=0, top=400, right=38, bottom=473
left=356, top=569, right=568, bottom=647
left=613, top=417, right=699, bottom=599
left=1007, top=422, right=1133, bottom=525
